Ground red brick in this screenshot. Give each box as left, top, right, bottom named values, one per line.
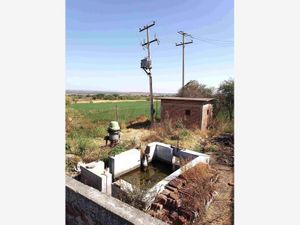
left=166, top=185, right=177, bottom=192
left=169, top=178, right=184, bottom=189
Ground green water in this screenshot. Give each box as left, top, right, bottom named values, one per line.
left=119, top=160, right=177, bottom=191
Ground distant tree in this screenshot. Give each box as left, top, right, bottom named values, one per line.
left=113, top=94, right=119, bottom=99
left=216, top=79, right=234, bottom=120
left=95, top=93, right=105, bottom=99
left=104, top=95, right=114, bottom=100
left=177, top=80, right=214, bottom=98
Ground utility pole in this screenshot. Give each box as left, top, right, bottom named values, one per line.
left=139, top=21, right=159, bottom=124
left=176, top=31, right=193, bottom=94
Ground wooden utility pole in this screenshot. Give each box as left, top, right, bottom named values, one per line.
left=176, top=31, right=193, bottom=93
left=139, top=21, right=159, bottom=124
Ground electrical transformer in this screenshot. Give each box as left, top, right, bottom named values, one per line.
left=141, top=57, right=152, bottom=69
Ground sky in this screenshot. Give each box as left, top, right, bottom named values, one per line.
left=66, top=0, right=233, bottom=93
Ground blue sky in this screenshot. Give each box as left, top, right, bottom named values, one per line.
left=66, top=0, right=233, bottom=93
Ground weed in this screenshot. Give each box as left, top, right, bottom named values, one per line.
left=193, top=144, right=205, bottom=153
left=111, top=145, right=127, bottom=156
left=175, top=120, right=185, bottom=129
left=205, top=144, right=218, bottom=152
left=179, top=128, right=190, bottom=139
left=65, top=155, right=81, bottom=172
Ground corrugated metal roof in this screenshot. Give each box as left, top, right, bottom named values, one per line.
left=158, top=97, right=214, bottom=102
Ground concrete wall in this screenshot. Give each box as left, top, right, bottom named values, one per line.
left=201, top=103, right=213, bottom=130
left=154, top=143, right=173, bottom=164
left=179, top=149, right=210, bottom=164
left=80, top=166, right=106, bottom=192
left=109, top=149, right=141, bottom=179
left=146, top=142, right=158, bottom=162
left=80, top=161, right=112, bottom=194
left=66, top=176, right=167, bottom=225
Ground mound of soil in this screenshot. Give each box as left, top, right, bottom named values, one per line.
left=127, top=115, right=151, bottom=129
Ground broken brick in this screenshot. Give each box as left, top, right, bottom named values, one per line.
left=157, top=194, right=168, bottom=205
left=169, top=178, right=184, bottom=189
left=166, top=185, right=177, bottom=192
left=151, top=203, right=163, bottom=211
left=176, top=216, right=188, bottom=225
left=169, top=192, right=179, bottom=201
left=160, top=189, right=170, bottom=196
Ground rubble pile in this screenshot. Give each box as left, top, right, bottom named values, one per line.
left=210, top=133, right=234, bottom=167
left=211, top=133, right=234, bottom=147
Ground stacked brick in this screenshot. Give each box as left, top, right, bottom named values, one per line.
left=148, top=176, right=195, bottom=225
left=148, top=170, right=217, bottom=225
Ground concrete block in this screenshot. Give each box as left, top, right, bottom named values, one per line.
left=80, top=166, right=104, bottom=192
left=146, top=142, right=159, bottom=162
left=99, top=174, right=107, bottom=193
left=80, top=161, right=107, bottom=193
left=111, top=179, right=133, bottom=199
left=105, top=171, right=112, bottom=195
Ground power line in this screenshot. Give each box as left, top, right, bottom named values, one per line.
left=190, top=35, right=233, bottom=47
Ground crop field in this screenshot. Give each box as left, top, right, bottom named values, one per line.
left=70, top=100, right=161, bottom=124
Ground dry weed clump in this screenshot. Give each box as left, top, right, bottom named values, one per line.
left=207, top=119, right=233, bottom=137
left=65, top=155, right=81, bottom=173
left=179, top=163, right=219, bottom=224
left=147, top=162, right=219, bottom=224
left=142, top=120, right=203, bottom=150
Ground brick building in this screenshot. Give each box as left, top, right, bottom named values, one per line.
left=159, top=97, right=214, bottom=130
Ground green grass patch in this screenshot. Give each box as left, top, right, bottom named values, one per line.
left=71, top=101, right=161, bottom=124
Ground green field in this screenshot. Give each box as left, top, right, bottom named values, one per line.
left=71, top=100, right=161, bottom=124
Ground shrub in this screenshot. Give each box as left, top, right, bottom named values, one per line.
left=179, top=128, right=190, bottom=139
left=76, top=137, right=93, bottom=155
left=111, top=145, right=127, bottom=156
left=205, top=144, right=218, bottom=152
left=193, top=144, right=204, bottom=153
left=66, top=137, right=97, bottom=156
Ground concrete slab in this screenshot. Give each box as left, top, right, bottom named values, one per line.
left=80, top=166, right=104, bottom=192
left=154, top=143, right=173, bottom=164
left=109, top=148, right=141, bottom=178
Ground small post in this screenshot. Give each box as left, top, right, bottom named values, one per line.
left=115, top=105, right=118, bottom=121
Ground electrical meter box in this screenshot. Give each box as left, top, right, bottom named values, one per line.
left=141, top=57, right=152, bottom=69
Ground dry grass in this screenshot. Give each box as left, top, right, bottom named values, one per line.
left=141, top=120, right=209, bottom=150
left=207, top=119, right=234, bottom=138
left=179, top=163, right=219, bottom=224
